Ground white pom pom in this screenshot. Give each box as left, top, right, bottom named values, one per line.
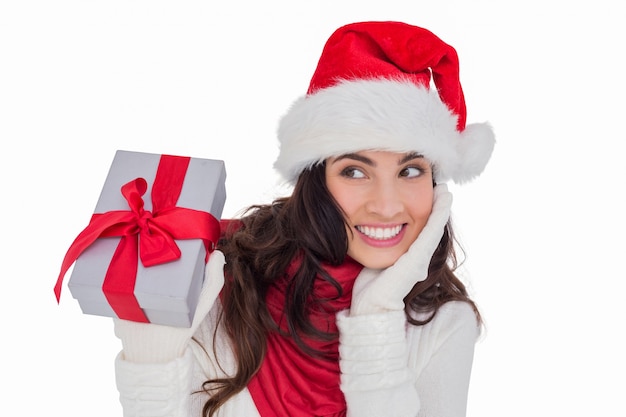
left=453, top=122, right=496, bottom=184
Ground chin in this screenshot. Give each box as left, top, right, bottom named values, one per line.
left=351, top=253, right=399, bottom=270
left=363, top=261, right=395, bottom=270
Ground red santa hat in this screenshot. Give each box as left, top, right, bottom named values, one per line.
left=274, top=21, right=495, bottom=184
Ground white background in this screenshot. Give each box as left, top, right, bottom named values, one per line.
left=1, top=1, right=625, bottom=416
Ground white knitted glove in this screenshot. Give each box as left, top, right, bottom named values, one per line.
left=113, top=250, right=225, bottom=363
left=350, top=184, right=452, bottom=316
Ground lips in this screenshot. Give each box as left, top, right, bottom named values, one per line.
left=355, top=224, right=403, bottom=240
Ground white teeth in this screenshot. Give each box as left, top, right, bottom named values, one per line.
left=356, top=225, right=402, bottom=240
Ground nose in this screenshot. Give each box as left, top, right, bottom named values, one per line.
left=364, top=179, right=404, bottom=219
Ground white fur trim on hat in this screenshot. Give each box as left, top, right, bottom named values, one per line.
left=274, top=78, right=494, bottom=184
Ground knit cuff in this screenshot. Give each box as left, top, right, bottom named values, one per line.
left=115, top=349, right=193, bottom=416
left=336, top=310, right=415, bottom=391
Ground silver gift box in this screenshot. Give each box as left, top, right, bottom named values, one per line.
left=68, top=150, right=226, bottom=327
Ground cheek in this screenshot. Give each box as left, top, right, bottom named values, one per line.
left=326, top=180, right=354, bottom=217
left=418, top=195, right=434, bottom=217
left=408, top=188, right=435, bottom=230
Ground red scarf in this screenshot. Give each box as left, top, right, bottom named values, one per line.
left=247, top=256, right=363, bottom=417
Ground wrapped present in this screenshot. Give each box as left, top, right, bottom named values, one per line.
left=54, top=150, right=226, bottom=327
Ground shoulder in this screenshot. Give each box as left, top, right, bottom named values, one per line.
left=412, top=300, right=479, bottom=328
left=408, top=301, right=480, bottom=350
left=406, top=301, right=480, bottom=373
left=434, top=301, right=480, bottom=328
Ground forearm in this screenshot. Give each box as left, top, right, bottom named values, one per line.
left=337, top=310, right=420, bottom=417
left=112, top=251, right=226, bottom=416
left=115, top=349, right=195, bottom=417
left=338, top=302, right=480, bottom=417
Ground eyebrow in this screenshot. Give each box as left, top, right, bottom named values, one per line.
left=399, top=152, right=424, bottom=164
left=332, top=152, right=424, bottom=166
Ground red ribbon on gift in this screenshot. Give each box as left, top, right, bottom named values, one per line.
left=54, top=154, right=221, bottom=323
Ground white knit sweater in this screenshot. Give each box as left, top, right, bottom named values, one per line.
left=115, top=296, right=478, bottom=417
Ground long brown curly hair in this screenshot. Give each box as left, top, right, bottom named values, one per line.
left=198, top=162, right=480, bottom=417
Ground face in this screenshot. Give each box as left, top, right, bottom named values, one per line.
left=325, top=150, right=434, bottom=269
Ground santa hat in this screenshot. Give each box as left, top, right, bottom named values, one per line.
left=274, top=21, right=495, bottom=184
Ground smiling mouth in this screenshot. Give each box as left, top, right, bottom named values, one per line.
left=355, top=225, right=404, bottom=240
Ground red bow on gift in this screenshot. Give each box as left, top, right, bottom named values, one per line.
left=54, top=155, right=220, bottom=323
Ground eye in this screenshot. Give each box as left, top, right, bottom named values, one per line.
left=341, top=166, right=366, bottom=179
left=399, top=166, right=423, bottom=178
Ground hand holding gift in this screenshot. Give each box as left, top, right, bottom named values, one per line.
left=113, top=250, right=225, bottom=363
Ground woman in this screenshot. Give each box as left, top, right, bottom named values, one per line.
left=114, top=21, right=495, bottom=417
